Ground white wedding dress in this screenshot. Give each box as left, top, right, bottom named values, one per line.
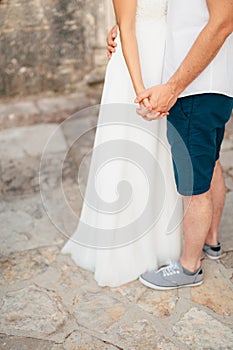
left=61, top=0, right=183, bottom=287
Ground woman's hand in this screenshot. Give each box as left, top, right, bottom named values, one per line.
left=107, top=25, right=118, bottom=60
left=135, top=84, right=176, bottom=120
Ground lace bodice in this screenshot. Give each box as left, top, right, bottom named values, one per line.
left=136, top=0, right=168, bottom=21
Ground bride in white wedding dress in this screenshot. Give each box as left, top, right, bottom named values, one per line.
left=61, top=0, right=183, bottom=287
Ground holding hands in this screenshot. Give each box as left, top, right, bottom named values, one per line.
left=135, top=83, right=179, bottom=120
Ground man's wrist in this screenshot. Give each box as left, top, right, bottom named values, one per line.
left=167, top=72, right=187, bottom=98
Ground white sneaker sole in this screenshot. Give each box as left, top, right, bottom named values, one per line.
left=139, top=276, right=203, bottom=290
left=203, top=252, right=225, bottom=260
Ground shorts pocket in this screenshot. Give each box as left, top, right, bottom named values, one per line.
left=179, top=96, right=194, bottom=119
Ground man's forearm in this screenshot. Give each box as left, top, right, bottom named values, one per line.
left=167, top=22, right=232, bottom=96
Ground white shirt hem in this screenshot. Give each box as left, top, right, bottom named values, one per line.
left=179, top=90, right=233, bottom=99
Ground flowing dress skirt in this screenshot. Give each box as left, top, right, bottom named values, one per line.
left=61, top=18, right=183, bottom=287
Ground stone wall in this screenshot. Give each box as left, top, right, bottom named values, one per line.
left=0, top=0, right=115, bottom=99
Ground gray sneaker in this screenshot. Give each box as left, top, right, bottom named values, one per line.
left=203, top=241, right=223, bottom=260
left=139, top=261, right=203, bottom=290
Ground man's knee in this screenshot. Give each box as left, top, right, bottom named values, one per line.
left=183, top=189, right=212, bottom=204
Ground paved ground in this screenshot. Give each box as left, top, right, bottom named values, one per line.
left=0, top=93, right=233, bottom=349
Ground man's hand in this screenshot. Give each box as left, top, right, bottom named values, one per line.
left=107, top=25, right=118, bottom=60
left=135, top=83, right=179, bottom=120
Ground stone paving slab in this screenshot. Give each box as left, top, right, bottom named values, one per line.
left=36, top=93, right=91, bottom=116
left=136, top=288, right=178, bottom=318
left=221, top=150, right=233, bottom=171
left=0, top=101, right=39, bottom=122
left=191, top=260, right=233, bottom=316
left=0, top=334, right=56, bottom=350
left=221, top=251, right=233, bottom=269
left=225, top=117, right=233, bottom=139
left=221, top=118, right=233, bottom=193
left=0, top=153, right=76, bottom=197
left=73, top=293, right=127, bottom=333
left=219, top=191, right=233, bottom=251
left=0, top=124, right=68, bottom=160
left=173, top=307, right=233, bottom=350
left=61, top=108, right=98, bottom=148
left=222, top=137, right=233, bottom=151
left=0, top=247, right=60, bottom=286
left=102, top=306, right=181, bottom=350
left=63, top=330, right=120, bottom=350
left=0, top=194, right=65, bottom=257
left=0, top=285, right=68, bottom=335
left=0, top=90, right=100, bottom=131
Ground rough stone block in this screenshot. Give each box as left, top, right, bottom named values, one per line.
left=173, top=307, right=233, bottom=349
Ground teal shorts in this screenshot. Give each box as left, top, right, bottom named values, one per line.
left=167, top=93, right=233, bottom=196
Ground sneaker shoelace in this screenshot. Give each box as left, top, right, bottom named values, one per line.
left=160, top=261, right=181, bottom=277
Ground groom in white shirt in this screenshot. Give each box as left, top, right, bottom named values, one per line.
left=107, top=0, right=233, bottom=289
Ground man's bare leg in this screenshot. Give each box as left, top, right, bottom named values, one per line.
left=180, top=190, right=213, bottom=272
left=205, top=160, right=226, bottom=245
